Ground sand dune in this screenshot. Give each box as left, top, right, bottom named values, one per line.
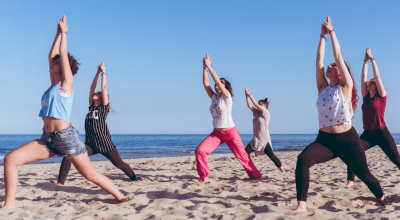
left=1, top=148, right=400, bottom=219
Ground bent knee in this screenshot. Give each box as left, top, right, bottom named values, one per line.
left=4, top=153, right=22, bottom=167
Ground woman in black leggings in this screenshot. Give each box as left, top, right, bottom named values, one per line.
left=56, top=61, right=136, bottom=185
left=295, top=17, right=389, bottom=212
left=346, top=48, right=399, bottom=187
left=244, top=87, right=284, bottom=172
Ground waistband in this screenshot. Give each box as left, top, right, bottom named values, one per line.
left=318, top=126, right=356, bottom=137
left=213, top=126, right=237, bottom=134
left=42, top=124, right=74, bottom=136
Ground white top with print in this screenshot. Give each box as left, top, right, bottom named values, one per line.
left=210, top=93, right=235, bottom=128
left=317, top=85, right=353, bottom=128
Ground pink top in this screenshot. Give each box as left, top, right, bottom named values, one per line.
left=362, top=92, right=387, bottom=130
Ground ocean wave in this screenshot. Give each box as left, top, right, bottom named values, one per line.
left=178, top=151, right=195, bottom=154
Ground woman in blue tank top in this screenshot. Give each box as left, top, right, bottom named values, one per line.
left=1, top=16, right=129, bottom=209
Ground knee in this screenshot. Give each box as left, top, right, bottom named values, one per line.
left=297, top=154, right=309, bottom=167
left=195, top=147, right=205, bottom=156
left=4, top=153, right=20, bottom=167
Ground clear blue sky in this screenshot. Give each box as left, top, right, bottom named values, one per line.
left=0, top=0, right=399, bottom=134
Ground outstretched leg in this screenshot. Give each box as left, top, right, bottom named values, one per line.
left=263, top=143, right=284, bottom=171
left=223, top=128, right=262, bottom=179
left=57, top=144, right=94, bottom=185
left=68, top=153, right=125, bottom=201
left=347, top=139, right=371, bottom=186
left=195, top=132, right=223, bottom=183
left=1, top=140, right=54, bottom=209
left=101, top=148, right=136, bottom=181
left=295, top=142, right=334, bottom=211
left=377, top=128, right=400, bottom=169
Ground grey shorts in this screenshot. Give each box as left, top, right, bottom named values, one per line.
left=37, top=124, right=87, bottom=157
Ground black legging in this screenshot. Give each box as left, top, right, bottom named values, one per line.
left=57, top=145, right=136, bottom=184
left=245, top=143, right=282, bottom=168
left=347, top=127, right=399, bottom=181
left=296, top=127, right=383, bottom=201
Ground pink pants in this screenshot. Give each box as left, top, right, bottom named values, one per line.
left=195, top=126, right=262, bottom=180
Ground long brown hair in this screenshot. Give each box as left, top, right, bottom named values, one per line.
left=343, top=62, right=359, bottom=111
left=217, top=78, right=234, bottom=97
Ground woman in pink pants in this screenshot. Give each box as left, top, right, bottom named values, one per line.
left=195, top=53, right=262, bottom=183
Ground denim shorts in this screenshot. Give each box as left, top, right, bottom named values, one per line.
left=37, top=124, right=87, bottom=157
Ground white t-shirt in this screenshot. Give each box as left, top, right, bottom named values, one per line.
left=210, top=93, right=235, bottom=128
left=317, top=85, right=353, bottom=128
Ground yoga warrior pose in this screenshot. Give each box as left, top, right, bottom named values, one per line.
left=244, top=88, right=284, bottom=172
left=195, top=53, right=262, bottom=183
left=346, top=48, right=399, bottom=187
left=56, top=61, right=137, bottom=186
left=1, top=16, right=128, bottom=209
left=295, top=17, right=389, bottom=212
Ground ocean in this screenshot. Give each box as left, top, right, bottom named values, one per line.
left=0, top=134, right=399, bottom=164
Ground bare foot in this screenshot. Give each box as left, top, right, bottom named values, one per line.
left=198, top=177, right=209, bottom=184
left=118, top=196, right=133, bottom=203
left=294, top=201, right=307, bottom=212
left=279, top=167, right=285, bottom=172
left=346, top=180, right=354, bottom=188
left=378, top=195, right=398, bottom=205
left=0, top=203, right=15, bottom=209
left=50, top=180, right=64, bottom=186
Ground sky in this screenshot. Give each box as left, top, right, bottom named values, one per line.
left=0, top=0, right=399, bottom=134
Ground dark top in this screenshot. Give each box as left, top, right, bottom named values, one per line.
left=84, top=103, right=116, bottom=153
left=362, top=92, right=387, bottom=130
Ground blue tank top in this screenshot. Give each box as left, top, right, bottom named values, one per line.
left=39, top=83, right=74, bottom=122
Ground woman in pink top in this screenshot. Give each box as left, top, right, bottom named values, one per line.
left=346, top=48, right=399, bottom=187
left=195, top=53, right=262, bottom=184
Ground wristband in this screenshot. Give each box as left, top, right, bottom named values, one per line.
left=60, top=31, right=67, bottom=34
left=329, top=30, right=335, bottom=34
left=320, top=35, right=327, bottom=40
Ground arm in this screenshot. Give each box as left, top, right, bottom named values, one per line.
left=245, top=87, right=256, bottom=114
left=361, top=49, right=369, bottom=98
left=89, top=70, right=101, bottom=106
left=203, top=63, right=215, bottom=99
left=316, top=20, right=329, bottom=94
left=203, top=53, right=230, bottom=98
left=58, top=16, right=73, bottom=92
left=100, top=61, right=109, bottom=105
left=249, top=94, right=263, bottom=113
left=48, top=18, right=62, bottom=83
left=325, top=17, right=352, bottom=90
left=367, top=48, right=386, bottom=97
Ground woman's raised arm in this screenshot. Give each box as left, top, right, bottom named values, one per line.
left=203, top=57, right=215, bottom=99
left=203, top=53, right=230, bottom=98
left=89, top=63, right=102, bottom=105
left=369, top=49, right=387, bottom=97
left=325, top=17, right=352, bottom=89
left=48, top=17, right=62, bottom=83
left=361, top=48, right=369, bottom=98
left=316, top=18, right=329, bottom=94
left=245, top=87, right=263, bottom=113
left=58, top=16, right=73, bottom=92
left=100, top=61, right=109, bottom=105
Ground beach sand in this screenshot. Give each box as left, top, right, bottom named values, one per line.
left=1, top=148, right=400, bottom=219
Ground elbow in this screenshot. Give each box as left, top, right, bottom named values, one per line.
left=334, top=53, right=342, bottom=61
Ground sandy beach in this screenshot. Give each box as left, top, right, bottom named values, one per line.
left=1, top=148, right=400, bottom=219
